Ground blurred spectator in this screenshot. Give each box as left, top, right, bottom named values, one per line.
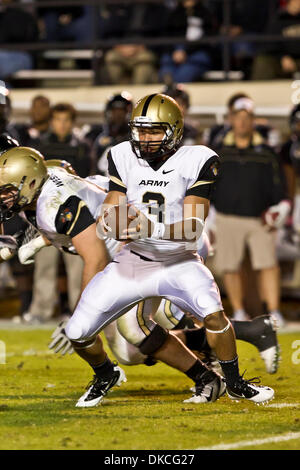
left=26, top=242, right=83, bottom=324
left=103, top=2, right=168, bottom=84
left=0, top=93, right=20, bottom=141
left=93, top=92, right=133, bottom=176
left=99, top=2, right=168, bottom=40
left=252, top=0, right=300, bottom=80
left=212, top=97, right=289, bottom=326
left=159, top=0, right=216, bottom=83
left=16, top=95, right=51, bottom=146
left=23, top=103, right=92, bottom=322
left=203, top=92, right=281, bottom=148
left=0, top=0, right=38, bottom=79
left=105, top=45, right=158, bottom=85
left=32, top=102, right=94, bottom=177
left=280, top=103, right=300, bottom=230
left=210, top=0, right=269, bottom=76
left=2, top=215, right=34, bottom=319
left=277, top=104, right=300, bottom=314
left=163, top=83, right=200, bottom=144
left=37, top=1, right=93, bottom=43
left=80, top=121, right=104, bottom=149
left=0, top=130, right=33, bottom=320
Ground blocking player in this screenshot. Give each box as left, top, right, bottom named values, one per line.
left=65, top=94, right=275, bottom=405
left=0, top=147, right=128, bottom=399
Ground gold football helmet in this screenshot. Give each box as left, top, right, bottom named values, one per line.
left=45, top=159, right=77, bottom=175
left=0, top=146, right=47, bottom=221
left=129, top=93, right=184, bottom=161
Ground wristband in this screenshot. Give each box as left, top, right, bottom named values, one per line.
left=151, top=222, right=166, bottom=239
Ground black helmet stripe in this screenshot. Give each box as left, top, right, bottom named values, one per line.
left=141, top=94, right=157, bottom=116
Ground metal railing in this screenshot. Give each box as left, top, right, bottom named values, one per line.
left=0, top=0, right=289, bottom=84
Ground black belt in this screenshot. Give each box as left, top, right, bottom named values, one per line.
left=130, top=250, right=157, bottom=262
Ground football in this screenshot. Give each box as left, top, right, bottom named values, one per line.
left=101, top=204, right=138, bottom=240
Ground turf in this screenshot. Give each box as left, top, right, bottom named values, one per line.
left=0, top=328, right=299, bottom=450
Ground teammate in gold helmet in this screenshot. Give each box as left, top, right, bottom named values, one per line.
left=0, top=147, right=47, bottom=222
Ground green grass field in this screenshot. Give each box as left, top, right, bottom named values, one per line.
left=0, top=327, right=299, bottom=450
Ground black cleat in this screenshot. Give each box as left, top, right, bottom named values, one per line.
left=75, top=365, right=127, bottom=408
left=227, top=373, right=274, bottom=404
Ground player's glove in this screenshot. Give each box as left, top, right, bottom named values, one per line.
left=48, top=321, right=74, bottom=356
left=0, top=234, right=18, bottom=261
left=18, top=235, right=47, bottom=265
left=263, top=200, right=292, bottom=229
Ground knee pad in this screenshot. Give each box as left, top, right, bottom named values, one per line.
left=139, top=324, right=169, bottom=355
left=65, top=318, right=87, bottom=342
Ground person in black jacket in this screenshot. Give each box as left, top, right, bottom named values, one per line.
left=92, top=92, right=133, bottom=176
left=37, top=0, right=92, bottom=42
left=0, top=0, right=38, bottom=79
left=159, top=0, right=216, bottom=83
left=252, top=0, right=300, bottom=79
left=31, top=103, right=94, bottom=178
left=103, top=2, right=168, bottom=84
left=15, top=95, right=51, bottom=147
left=210, top=0, right=269, bottom=75
left=280, top=103, right=300, bottom=228
left=213, top=97, right=289, bottom=327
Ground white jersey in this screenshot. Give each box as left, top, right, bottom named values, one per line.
left=35, top=167, right=118, bottom=256
left=109, top=141, right=218, bottom=261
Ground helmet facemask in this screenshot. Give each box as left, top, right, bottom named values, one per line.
left=129, top=119, right=181, bottom=163
left=0, top=174, right=43, bottom=222
left=129, top=94, right=184, bottom=163
left=0, top=183, right=20, bottom=222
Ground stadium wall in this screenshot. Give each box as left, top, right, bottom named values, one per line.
left=9, top=80, right=296, bottom=132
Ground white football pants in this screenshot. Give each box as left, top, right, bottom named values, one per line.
left=65, top=244, right=223, bottom=343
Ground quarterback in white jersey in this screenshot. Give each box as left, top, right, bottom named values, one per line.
left=108, top=141, right=217, bottom=261
left=66, top=94, right=274, bottom=405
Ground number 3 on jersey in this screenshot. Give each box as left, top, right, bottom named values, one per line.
left=142, top=192, right=165, bottom=223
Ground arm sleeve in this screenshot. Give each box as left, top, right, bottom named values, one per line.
left=185, top=155, right=220, bottom=200
left=107, top=151, right=127, bottom=193
left=55, top=196, right=95, bottom=238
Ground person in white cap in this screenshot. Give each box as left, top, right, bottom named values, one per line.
left=212, top=97, right=289, bottom=328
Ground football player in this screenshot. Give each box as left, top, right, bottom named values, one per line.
left=50, top=224, right=279, bottom=376
left=65, top=94, right=275, bottom=405
left=0, top=140, right=278, bottom=408
left=0, top=146, right=128, bottom=404
left=0, top=145, right=228, bottom=407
